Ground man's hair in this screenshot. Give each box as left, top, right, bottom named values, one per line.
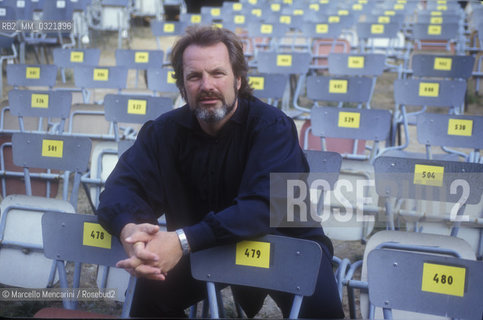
left=170, top=25, right=253, bottom=100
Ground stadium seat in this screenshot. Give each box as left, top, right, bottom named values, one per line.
left=0, top=132, right=91, bottom=288
left=191, top=234, right=322, bottom=319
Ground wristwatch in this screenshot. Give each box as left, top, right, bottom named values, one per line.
left=175, top=228, right=191, bottom=256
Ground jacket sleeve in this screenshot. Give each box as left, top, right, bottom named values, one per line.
left=183, top=115, right=310, bottom=251
left=96, top=121, right=165, bottom=238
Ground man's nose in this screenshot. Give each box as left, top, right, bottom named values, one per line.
left=200, top=74, right=214, bottom=91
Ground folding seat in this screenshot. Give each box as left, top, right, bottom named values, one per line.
left=254, top=50, right=311, bottom=118
left=146, top=66, right=184, bottom=107
left=410, top=22, right=461, bottom=54
left=115, top=49, right=165, bottom=88
left=82, top=93, right=173, bottom=209
left=52, top=47, right=101, bottom=84
left=150, top=20, right=186, bottom=51
left=0, top=33, right=17, bottom=98
left=89, top=0, right=132, bottom=49
left=345, top=155, right=482, bottom=319
left=33, top=211, right=135, bottom=317
left=387, top=77, right=466, bottom=149
left=0, top=132, right=91, bottom=288
left=356, top=22, right=405, bottom=59
left=191, top=234, right=323, bottom=319
left=366, top=245, right=483, bottom=320
left=247, top=72, right=289, bottom=109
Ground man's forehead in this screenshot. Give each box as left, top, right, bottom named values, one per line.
left=182, top=42, right=232, bottom=71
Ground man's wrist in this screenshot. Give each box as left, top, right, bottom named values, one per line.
left=175, top=228, right=191, bottom=256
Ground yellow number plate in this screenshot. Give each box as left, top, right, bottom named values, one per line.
left=329, top=79, right=348, bottom=93
left=309, top=3, right=320, bottom=11
left=249, top=0, right=257, bottom=4
left=421, top=263, right=466, bottom=297
left=338, top=10, right=349, bottom=15
left=191, top=15, right=201, bottom=23
left=431, top=11, right=442, bottom=16
left=428, top=25, right=442, bottom=35
left=431, top=17, right=443, bottom=24
left=371, top=24, right=384, bottom=34
left=93, top=68, right=109, bottom=81
left=352, top=4, right=363, bottom=10
left=378, top=16, right=390, bottom=23
left=419, top=82, right=439, bottom=97
left=42, top=139, right=63, bottom=158
left=233, top=3, right=242, bottom=10
left=261, top=24, right=273, bottom=34
left=234, top=15, right=245, bottom=24
left=167, top=71, right=176, bottom=84
left=348, top=56, right=364, bottom=69
left=320, top=0, right=329, bottom=3
left=135, top=51, right=149, bottom=63
left=127, top=99, right=147, bottom=115
left=437, top=5, right=447, bottom=10
left=277, top=54, right=292, bottom=67
left=211, top=8, right=220, bottom=16
left=316, top=24, right=328, bottom=34
left=83, top=222, right=112, bottom=249
left=384, top=10, right=396, bottom=16
left=280, top=16, right=291, bottom=24
left=252, top=9, right=261, bottom=17
left=448, top=119, right=473, bottom=136
left=394, top=4, right=404, bottom=10
left=434, top=57, right=451, bottom=71
left=271, top=3, right=280, bottom=11
left=328, top=16, right=340, bottom=23
left=235, top=241, right=270, bottom=269
left=26, top=67, right=40, bottom=79
left=31, top=94, right=49, bottom=108
left=293, top=9, right=303, bottom=15
left=413, top=164, right=444, bottom=187
left=70, top=51, right=84, bottom=63
left=338, top=112, right=360, bottom=128
left=163, top=23, right=175, bottom=33
left=359, top=0, right=368, bottom=3
left=249, top=76, right=265, bottom=90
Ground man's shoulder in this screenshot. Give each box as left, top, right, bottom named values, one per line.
left=245, top=97, right=290, bottom=125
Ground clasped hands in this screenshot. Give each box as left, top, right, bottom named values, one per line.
left=117, top=223, right=183, bottom=281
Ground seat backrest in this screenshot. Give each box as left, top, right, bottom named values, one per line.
left=256, top=51, right=311, bottom=74
left=247, top=73, right=288, bottom=101
left=300, top=20, right=344, bottom=39
left=412, top=22, right=459, bottom=41
left=394, top=78, right=466, bottom=108
left=328, top=53, right=386, bottom=77
left=7, top=89, right=72, bottom=122
left=73, top=65, right=128, bottom=89
left=306, top=75, right=373, bottom=104
left=146, top=67, right=178, bottom=94
left=191, top=234, right=322, bottom=296
left=411, top=54, right=474, bottom=79
left=6, top=64, right=58, bottom=88
left=53, top=48, right=101, bottom=69
left=12, top=132, right=91, bottom=173
left=150, top=20, right=185, bottom=37
left=311, top=107, right=391, bottom=142
left=41, top=211, right=127, bottom=267
left=373, top=156, right=483, bottom=205
left=115, top=49, right=165, bottom=69
left=367, top=248, right=483, bottom=320
left=356, top=22, right=400, bottom=39
left=417, top=113, right=483, bottom=151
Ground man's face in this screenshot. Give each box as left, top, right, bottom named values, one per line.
left=182, top=42, right=241, bottom=123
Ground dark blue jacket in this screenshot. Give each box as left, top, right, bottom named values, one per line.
left=97, top=97, right=333, bottom=256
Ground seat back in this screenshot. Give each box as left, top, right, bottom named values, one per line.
left=115, top=49, right=165, bottom=69
left=367, top=249, right=483, bottom=320
left=191, top=234, right=322, bottom=318
left=411, top=54, right=474, bottom=79
left=6, top=64, right=58, bottom=88
left=328, top=53, right=386, bottom=77
left=53, top=48, right=101, bottom=69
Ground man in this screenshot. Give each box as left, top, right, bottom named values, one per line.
left=97, top=25, right=344, bottom=318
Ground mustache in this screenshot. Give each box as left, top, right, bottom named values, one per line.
left=197, top=90, right=223, bottom=101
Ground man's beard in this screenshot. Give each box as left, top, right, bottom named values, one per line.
left=191, top=84, right=238, bottom=123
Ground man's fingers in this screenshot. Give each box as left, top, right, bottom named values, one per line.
left=116, top=256, right=142, bottom=270
left=132, top=242, right=159, bottom=261
left=139, top=223, right=160, bottom=234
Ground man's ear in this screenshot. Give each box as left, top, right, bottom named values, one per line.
left=236, top=77, right=241, bottom=90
